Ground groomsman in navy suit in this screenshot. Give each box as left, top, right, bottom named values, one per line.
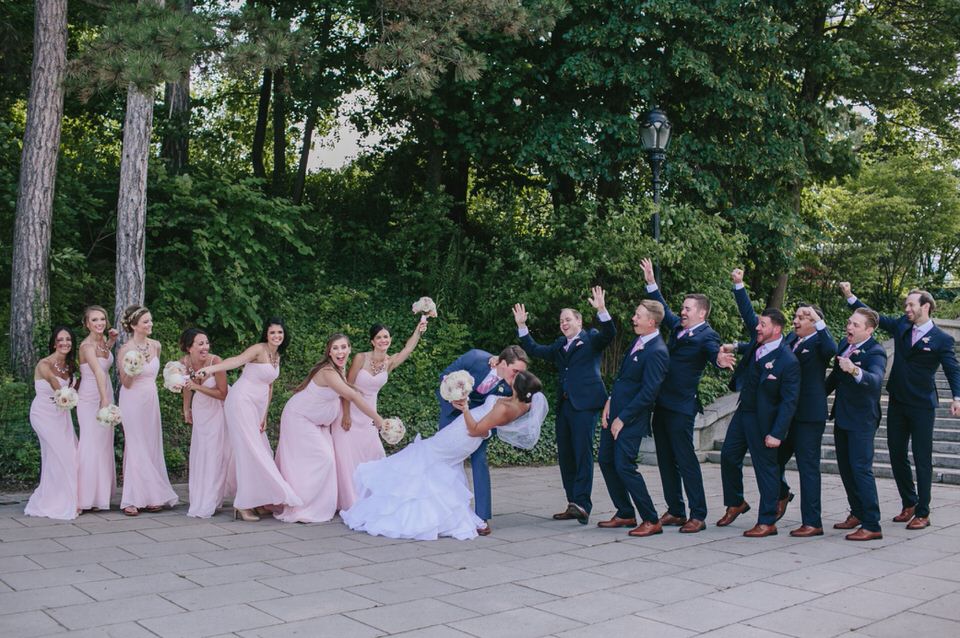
left=716, top=307, right=800, bottom=537
left=730, top=268, right=836, bottom=537
left=826, top=307, right=888, bottom=540
left=842, top=283, right=960, bottom=529
left=513, top=286, right=615, bottom=524
left=438, top=345, right=529, bottom=535
left=596, top=300, right=670, bottom=537
left=640, top=258, right=722, bottom=533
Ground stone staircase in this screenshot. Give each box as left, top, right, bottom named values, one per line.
left=704, top=349, right=960, bottom=485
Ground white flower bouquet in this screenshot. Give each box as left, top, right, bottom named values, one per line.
left=162, top=361, right=189, bottom=393
left=440, top=370, right=474, bottom=402
left=380, top=417, right=405, bottom=445
left=52, top=387, right=79, bottom=411
left=96, top=404, right=122, bottom=427
left=123, top=350, right=145, bottom=377
left=412, top=296, right=438, bottom=318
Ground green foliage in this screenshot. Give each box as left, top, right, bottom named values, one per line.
left=0, top=375, right=40, bottom=486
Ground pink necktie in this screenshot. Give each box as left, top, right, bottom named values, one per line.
left=677, top=329, right=688, bottom=340
left=841, top=344, right=855, bottom=358
left=792, top=338, right=801, bottom=352
left=630, top=339, right=644, bottom=355
left=477, top=373, right=498, bottom=394
left=755, top=346, right=763, bottom=361
left=911, top=327, right=921, bottom=346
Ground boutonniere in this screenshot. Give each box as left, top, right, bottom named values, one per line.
left=765, top=361, right=774, bottom=369
left=922, top=337, right=930, bottom=344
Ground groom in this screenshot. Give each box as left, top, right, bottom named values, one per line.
left=438, top=345, right=529, bottom=535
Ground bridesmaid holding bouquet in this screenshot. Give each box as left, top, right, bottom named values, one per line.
left=117, top=304, right=179, bottom=516
left=275, top=333, right=384, bottom=523
left=76, top=305, right=118, bottom=512
left=334, top=320, right=426, bottom=510
left=179, top=328, right=236, bottom=518
left=25, top=327, right=81, bottom=520
left=196, top=317, right=301, bottom=522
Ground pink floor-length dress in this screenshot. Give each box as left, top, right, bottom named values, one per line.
left=119, top=356, right=179, bottom=509
left=274, top=383, right=340, bottom=522
left=187, top=375, right=236, bottom=518
left=224, top=362, right=301, bottom=510
left=25, top=377, right=79, bottom=520
left=332, top=368, right=387, bottom=510
left=77, top=353, right=116, bottom=510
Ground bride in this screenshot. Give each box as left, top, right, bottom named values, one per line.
left=341, top=370, right=547, bottom=540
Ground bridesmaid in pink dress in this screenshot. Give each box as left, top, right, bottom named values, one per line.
left=276, top=333, right=384, bottom=523
left=335, top=319, right=426, bottom=510
left=179, top=328, right=236, bottom=518
left=196, top=317, right=301, bottom=522
left=117, top=305, right=179, bottom=516
left=25, top=327, right=81, bottom=520
left=77, top=306, right=118, bottom=512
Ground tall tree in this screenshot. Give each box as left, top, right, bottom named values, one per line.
left=9, top=0, right=68, bottom=380
left=161, top=0, right=192, bottom=173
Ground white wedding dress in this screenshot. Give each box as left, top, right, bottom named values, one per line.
left=341, top=393, right=547, bottom=541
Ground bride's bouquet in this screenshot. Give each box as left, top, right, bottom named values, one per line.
left=122, top=350, right=145, bottom=377
left=162, top=361, right=189, bottom=393
left=412, top=296, right=438, bottom=319
left=440, top=370, right=474, bottom=402
left=96, top=404, right=122, bottom=427
left=52, top=387, right=79, bottom=411
left=380, top=418, right=405, bottom=445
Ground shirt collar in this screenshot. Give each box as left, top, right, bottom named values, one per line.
left=913, top=319, right=934, bottom=336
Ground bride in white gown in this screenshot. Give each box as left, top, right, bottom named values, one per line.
left=341, top=371, right=547, bottom=540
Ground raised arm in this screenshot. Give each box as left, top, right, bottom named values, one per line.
left=839, top=282, right=898, bottom=333
left=587, top=286, right=617, bottom=350
left=388, top=319, right=427, bottom=372
left=514, top=303, right=557, bottom=361
left=641, top=258, right=680, bottom=331
left=731, top=268, right=759, bottom=332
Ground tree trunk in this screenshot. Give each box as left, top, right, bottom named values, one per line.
left=161, top=0, right=191, bottom=173
left=768, top=273, right=789, bottom=310
left=443, top=155, right=469, bottom=227
left=252, top=68, right=272, bottom=179
left=9, top=0, right=67, bottom=381
left=271, top=65, right=287, bottom=194
left=292, top=104, right=316, bottom=205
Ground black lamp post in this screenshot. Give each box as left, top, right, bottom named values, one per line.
left=640, top=108, right=671, bottom=283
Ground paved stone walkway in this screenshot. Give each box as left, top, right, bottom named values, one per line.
left=1, top=464, right=959, bottom=637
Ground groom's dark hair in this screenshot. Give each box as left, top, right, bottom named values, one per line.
left=513, top=370, right=543, bottom=403
left=498, top=345, right=529, bottom=366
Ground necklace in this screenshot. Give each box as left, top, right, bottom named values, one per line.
left=187, top=355, right=208, bottom=379
left=269, top=349, right=279, bottom=369
left=95, top=338, right=109, bottom=357
left=368, top=355, right=387, bottom=376
left=52, top=357, right=69, bottom=377
left=134, top=339, right=150, bottom=361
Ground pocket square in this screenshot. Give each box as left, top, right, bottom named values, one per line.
left=923, top=347, right=931, bottom=351
left=801, top=349, right=810, bottom=354
left=766, top=374, right=777, bottom=380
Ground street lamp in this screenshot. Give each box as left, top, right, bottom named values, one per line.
left=640, top=108, right=671, bottom=283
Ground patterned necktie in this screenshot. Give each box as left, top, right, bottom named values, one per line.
left=477, top=372, right=498, bottom=394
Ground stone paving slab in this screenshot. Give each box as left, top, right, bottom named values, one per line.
left=1, top=464, right=959, bottom=637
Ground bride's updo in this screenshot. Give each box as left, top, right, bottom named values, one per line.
left=512, top=371, right=543, bottom=403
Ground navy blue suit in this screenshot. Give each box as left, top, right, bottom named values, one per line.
left=598, top=333, right=669, bottom=523
left=850, top=298, right=960, bottom=518
left=646, top=286, right=720, bottom=522
left=521, top=318, right=615, bottom=513
left=826, top=337, right=887, bottom=532
left=721, top=339, right=801, bottom=525
left=733, top=287, right=836, bottom=527
left=437, top=349, right=515, bottom=521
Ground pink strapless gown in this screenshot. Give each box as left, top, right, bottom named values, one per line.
left=25, top=377, right=79, bottom=520
left=77, top=353, right=116, bottom=510
left=274, top=383, right=340, bottom=522
left=224, top=363, right=301, bottom=510
left=119, top=356, right=178, bottom=509
left=332, top=369, right=387, bottom=510
left=187, top=376, right=236, bottom=518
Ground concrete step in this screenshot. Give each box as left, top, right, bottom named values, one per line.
left=703, top=450, right=960, bottom=485
left=823, top=433, right=960, bottom=455
left=822, top=447, right=960, bottom=470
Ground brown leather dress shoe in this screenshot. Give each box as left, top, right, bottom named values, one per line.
left=569, top=503, right=589, bottom=525
left=845, top=528, right=882, bottom=541
left=775, top=492, right=795, bottom=522
left=553, top=504, right=576, bottom=520
left=892, top=506, right=916, bottom=523
left=659, top=512, right=688, bottom=526
left=743, top=523, right=778, bottom=537
left=476, top=523, right=492, bottom=536
left=906, top=516, right=930, bottom=530
left=627, top=521, right=663, bottom=537
left=597, top=516, right=637, bottom=529
left=789, top=525, right=824, bottom=537
left=679, top=519, right=706, bottom=533
left=715, top=502, right=750, bottom=527
left=833, top=514, right=860, bottom=530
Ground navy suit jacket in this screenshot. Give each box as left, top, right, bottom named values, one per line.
left=734, top=341, right=801, bottom=441
left=849, top=299, right=960, bottom=409
left=608, top=334, right=670, bottom=437
left=646, top=287, right=721, bottom=416
left=520, top=318, right=615, bottom=411
left=825, top=337, right=887, bottom=432
left=437, top=349, right=514, bottom=428
left=733, top=286, right=836, bottom=422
